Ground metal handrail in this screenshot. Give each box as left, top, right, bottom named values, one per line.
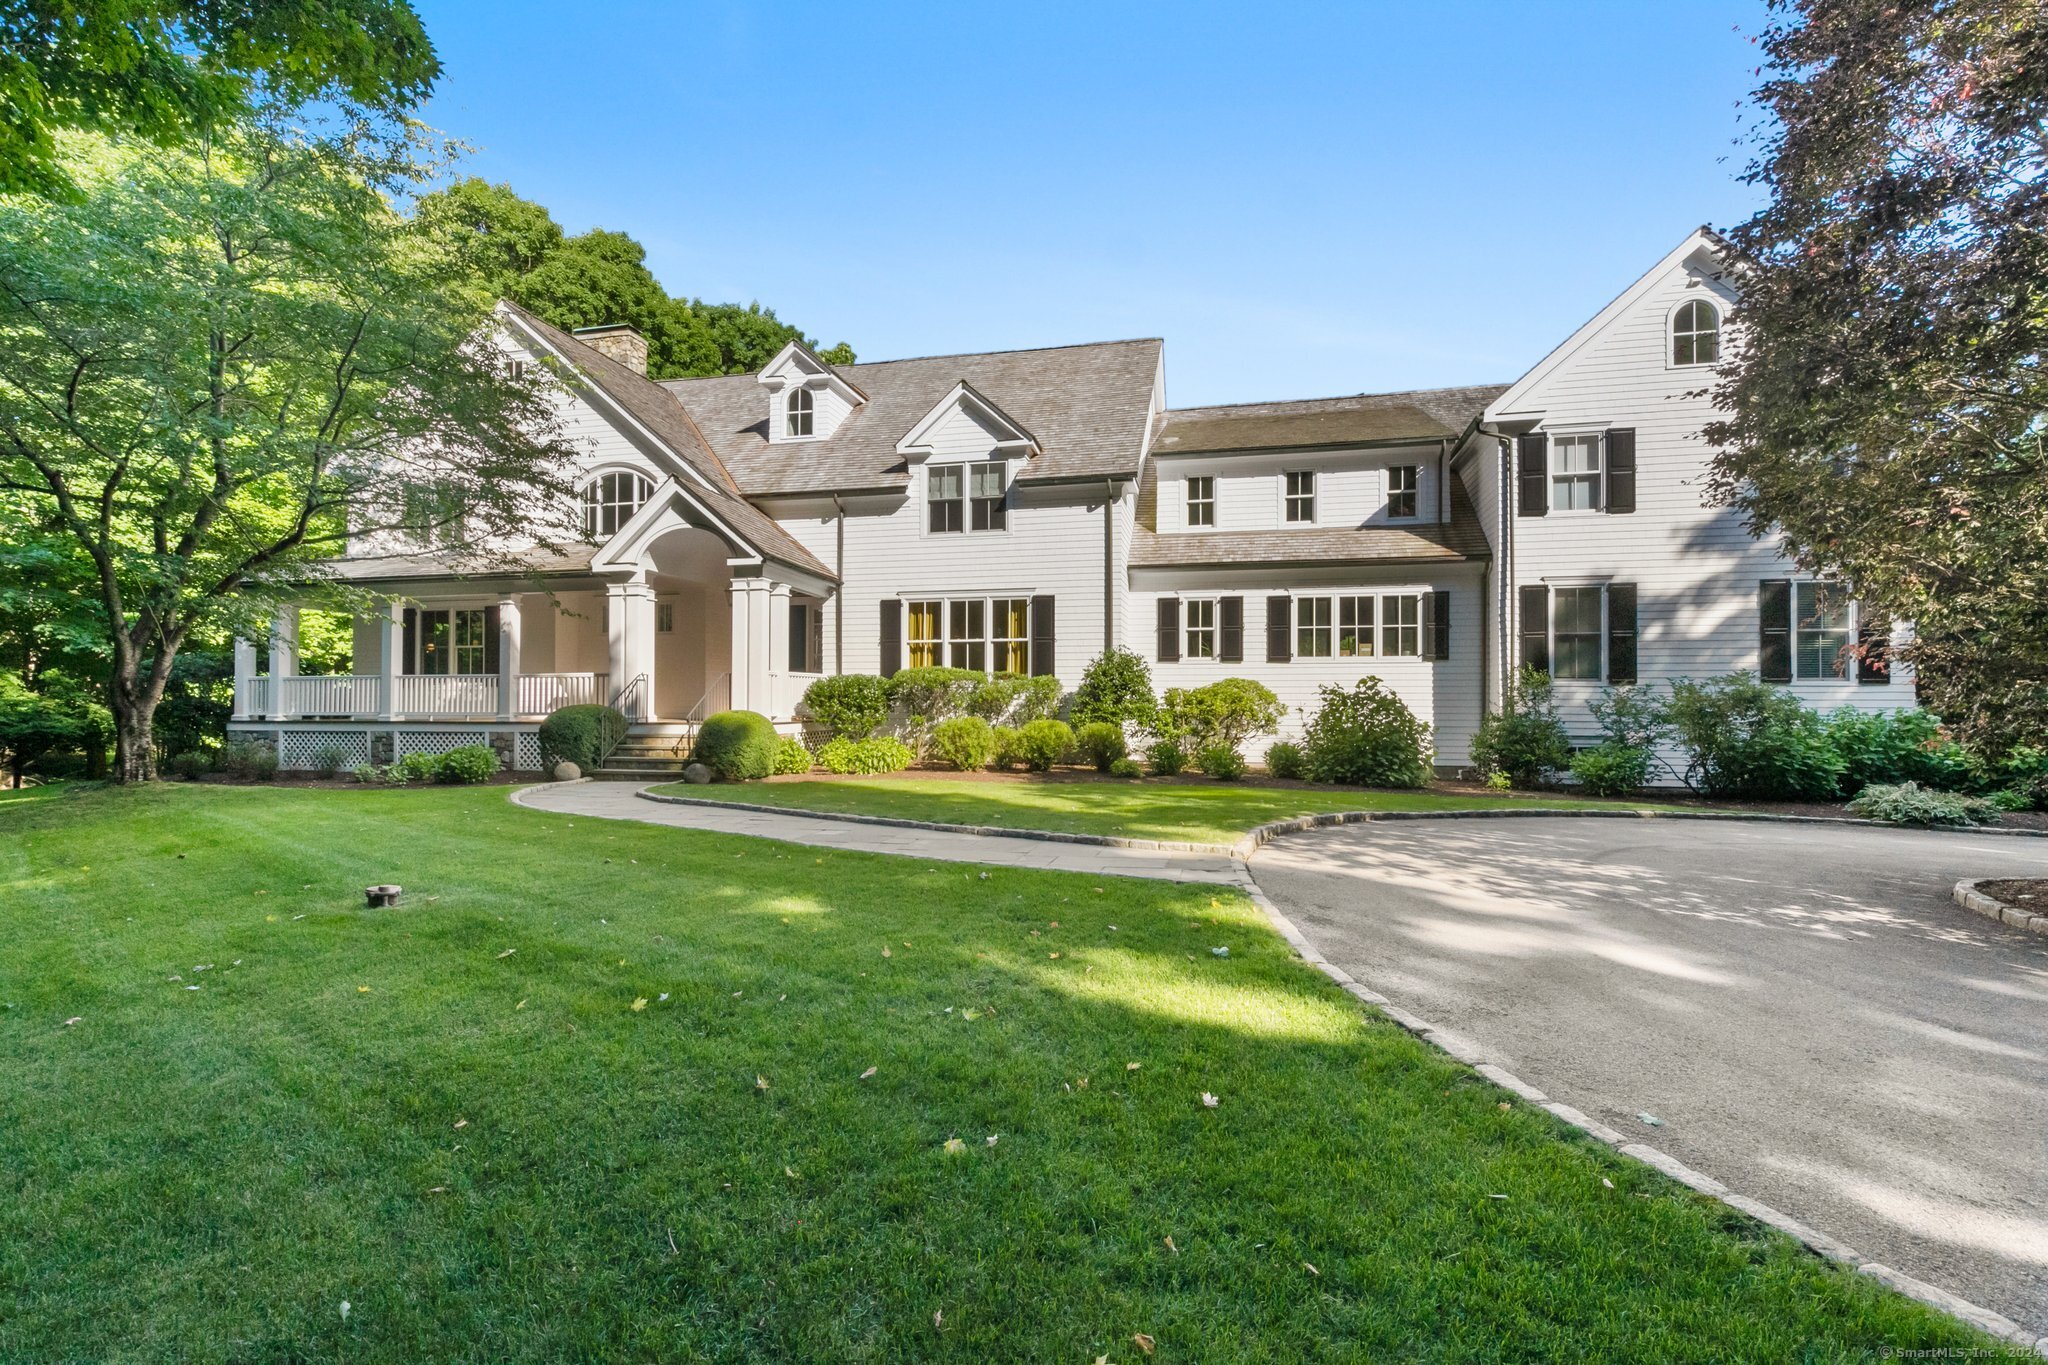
left=666, top=671, right=730, bottom=756
left=608, top=672, right=648, bottom=717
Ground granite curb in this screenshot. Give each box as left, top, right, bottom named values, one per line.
left=1953, top=878, right=2048, bottom=937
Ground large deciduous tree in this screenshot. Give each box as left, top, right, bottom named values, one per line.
left=0, top=119, right=580, bottom=781
left=1705, top=0, right=2048, bottom=756
left=0, top=0, right=440, bottom=196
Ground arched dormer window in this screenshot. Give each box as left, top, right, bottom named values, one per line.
left=786, top=387, right=815, bottom=437
left=1672, top=299, right=1720, bottom=366
left=581, top=470, right=653, bottom=538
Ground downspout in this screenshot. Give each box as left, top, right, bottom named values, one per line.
left=832, top=494, right=846, bottom=674
left=1478, top=425, right=1516, bottom=712
left=1437, top=438, right=1449, bottom=524
left=1103, top=479, right=1116, bottom=654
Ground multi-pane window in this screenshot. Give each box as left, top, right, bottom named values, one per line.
left=1296, top=596, right=1333, bottom=657
left=582, top=471, right=653, bottom=537
left=789, top=600, right=825, bottom=673
left=1381, top=594, right=1422, bottom=657
left=1285, top=470, right=1317, bottom=523
left=1186, top=476, right=1216, bottom=527
left=970, top=461, right=1007, bottom=531
left=1552, top=586, right=1603, bottom=679
left=1672, top=299, right=1720, bottom=366
left=786, top=388, right=814, bottom=437
left=927, top=465, right=963, bottom=533
left=907, top=596, right=1030, bottom=673
left=1337, top=596, right=1375, bottom=657
left=907, top=600, right=942, bottom=667
left=1795, top=581, right=1851, bottom=679
left=1387, top=465, right=1419, bottom=519
left=992, top=598, right=1030, bottom=673
left=414, top=608, right=488, bottom=675
left=655, top=603, right=674, bottom=634
left=1550, top=434, right=1603, bottom=512
left=1185, top=599, right=1217, bottom=658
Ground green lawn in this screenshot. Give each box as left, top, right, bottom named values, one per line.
left=0, top=783, right=1978, bottom=1361
left=649, top=775, right=1683, bottom=845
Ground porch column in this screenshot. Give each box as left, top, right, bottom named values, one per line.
left=728, top=574, right=773, bottom=714
left=497, top=595, right=522, bottom=721
left=232, top=637, right=259, bottom=720
left=267, top=606, right=299, bottom=720
left=606, top=574, right=656, bottom=722
left=767, top=582, right=792, bottom=721
left=376, top=599, right=404, bottom=721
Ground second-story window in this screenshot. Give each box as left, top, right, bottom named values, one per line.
left=1673, top=299, right=1721, bottom=366
left=582, top=471, right=652, bottom=538
left=1387, top=465, right=1419, bottom=519
left=928, top=465, right=964, bottom=532
left=786, top=388, right=814, bottom=437
left=1550, top=434, right=1602, bottom=512
left=1186, top=475, right=1215, bottom=527
left=1285, top=470, right=1316, bottom=523
left=970, top=461, right=1007, bottom=530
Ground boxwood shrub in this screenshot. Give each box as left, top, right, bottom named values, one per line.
left=539, top=704, right=629, bottom=773
left=434, top=744, right=500, bottom=784
left=800, top=674, right=890, bottom=740
left=1011, top=718, right=1074, bottom=772
left=1073, top=721, right=1127, bottom=773
left=1146, top=738, right=1187, bottom=777
left=693, top=710, right=780, bottom=781
left=1264, top=741, right=1305, bottom=780
left=931, top=716, right=997, bottom=771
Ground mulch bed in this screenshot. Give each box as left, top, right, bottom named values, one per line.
left=178, top=771, right=529, bottom=790
left=1976, top=879, right=2048, bottom=908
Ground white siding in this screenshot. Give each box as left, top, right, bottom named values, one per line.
left=1127, top=565, right=1485, bottom=766
left=1499, top=258, right=1914, bottom=743
left=1154, top=448, right=1443, bottom=535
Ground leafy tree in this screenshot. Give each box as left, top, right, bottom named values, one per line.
left=1069, top=647, right=1156, bottom=733
left=0, top=0, right=439, bottom=196
left=415, top=177, right=856, bottom=378
left=0, top=121, right=581, bottom=781
left=1706, top=0, right=2048, bottom=758
left=0, top=669, right=111, bottom=784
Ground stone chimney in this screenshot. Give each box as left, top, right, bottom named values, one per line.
left=572, top=323, right=648, bottom=375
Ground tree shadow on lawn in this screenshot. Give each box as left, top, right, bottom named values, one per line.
left=0, top=784, right=1987, bottom=1361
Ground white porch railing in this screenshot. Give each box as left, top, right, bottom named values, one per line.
left=517, top=672, right=611, bottom=714
left=394, top=674, right=499, bottom=716
left=277, top=675, right=381, bottom=715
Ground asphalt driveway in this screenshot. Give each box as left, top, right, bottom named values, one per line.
left=1250, top=817, right=2048, bottom=1337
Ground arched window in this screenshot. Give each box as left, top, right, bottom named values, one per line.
left=1672, top=299, right=1720, bottom=366
left=581, top=470, right=652, bottom=538
left=786, top=387, right=814, bottom=437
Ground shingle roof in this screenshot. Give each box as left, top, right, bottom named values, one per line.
left=1153, top=384, right=1509, bottom=456
left=661, top=338, right=1163, bottom=496
left=1131, top=477, right=1491, bottom=569
left=503, top=303, right=833, bottom=579
left=317, top=546, right=599, bottom=583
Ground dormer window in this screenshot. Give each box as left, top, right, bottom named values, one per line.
left=582, top=470, right=652, bottom=537
left=1673, top=299, right=1720, bottom=366
left=786, top=388, right=814, bottom=437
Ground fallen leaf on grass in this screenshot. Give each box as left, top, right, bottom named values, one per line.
left=1164, top=1235, right=1178, bottom=1254
left=454, top=1119, right=467, bottom=1129
left=881, top=947, right=892, bottom=959
left=515, top=999, right=527, bottom=1010
left=631, top=998, right=648, bottom=1012
left=495, top=948, right=516, bottom=959
left=1303, top=1262, right=1319, bottom=1276
left=933, top=1308, right=944, bottom=1329
left=784, top=1166, right=801, bottom=1180
left=357, top=986, right=371, bottom=994
left=1497, top=1101, right=1511, bottom=1111
left=1126, top=1062, right=1141, bottom=1071
left=985, top=1134, right=999, bottom=1146
left=426, top=1186, right=448, bottom=1195
left=1487, top=1194, right=1509, bottom=1200
left=1133, top=1333, right=1155, bottom=1354
left=859, top=1066, right=877, bottom=1080
left=1601, top=1178, right=1614, bottom=1189
left=1200, top=1092, right=1219, bottom=1108
left=942, top=1137, right=966, bottom=1155
left=755, top=1075, right=770, bottom=1092
left=62, top=1016, right=81, bottom=1027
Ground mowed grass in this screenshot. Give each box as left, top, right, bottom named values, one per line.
left=0, top=784, right=1980, bottom=1362
left=649, top=774, right=1680, bottom=845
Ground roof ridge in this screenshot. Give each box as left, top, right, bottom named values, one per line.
left=1166, top=382, right=1512, bottom=418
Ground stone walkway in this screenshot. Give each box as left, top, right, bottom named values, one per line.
left=512, top=780, right=1250, bottom=886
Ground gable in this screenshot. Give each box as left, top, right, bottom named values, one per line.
left=896, top=380, right=1040, bottom=464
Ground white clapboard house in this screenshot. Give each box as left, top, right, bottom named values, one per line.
left=230, top=227, right=1908, bottom=775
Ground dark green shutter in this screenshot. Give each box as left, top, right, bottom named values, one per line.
left=483, top=604, right=501, bottom=676
left=1030, top=595, right=1056, bottom=676
left=1420, top=589, right=1450, bottom=660
left=1156, top=598, right=1180, bottom=662
left=1606, top=582, right=1637, bottom=684
left=1605, top=428, right=1636, bottom=514
left=1759, top=580, right=1792, bottom=682
left=1517, top=434, right=1548, bottom=517
left=1857, top=614, right=1891, bottom=684
left=1518, top=585, right=1550, bottom=674
left=880, top=599, right=902, bottom=677
left=1218, top=597, right=1244, bottom=663
left=402, top=607, right=418, bottom=676
left=1265, top=595, right=1291, bottom=662
left=788, top=603, right=808, bottom=673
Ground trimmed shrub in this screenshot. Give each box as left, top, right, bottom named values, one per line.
left=1264, top=741, right=1305, bottom=780
left=539, top=704, right=629, bottom=773
left=390, top=752, right=441, bottom=784
left=966, top=673, right=1063, bottom=727
left=1197, top=744, right=1246, bottom=780
left=1108, top=757, right=1143, bottom=779
left=989, top=726, right=1022, bottom=771
left=163, top=750, right=212, bottom=781
left=1159, top=679, right=1285, bottom=756
left=1073, top=721, right=1127, bottom=773
left=1822, top=707, right=1972, bottom=794
left=217, top=740, right=278, bottom=782
left=693, top=710, right=780, bottom=781
left=1848, top=781, right=1998, bottom=828
left=931, top=716, right=997, bottom=771
left=1069, top=648, right=1156, bottom=733
left=801, top=674, right=889, bottom=741
left=887, top=666, right=983, bottom=754
left=817, top=735, right=914, bottom=775
left=1664, top=674, right=1844, bottom=800
left=1300, top=679, right=1433, bottom=788
left=435, top=744, right=500, bottom=784
left=772, top=736, right=813, bottom=775
left=1470, top=668, right=1572, bottom=789
left=1012, top=718, right=1074, bottom=772
left=1146, top=738, right=1187, bottom=777
left=1569, top=741, right=1651, bottom=797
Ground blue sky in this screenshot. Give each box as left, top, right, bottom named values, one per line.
left=413, top=0, right=1769, bottom=406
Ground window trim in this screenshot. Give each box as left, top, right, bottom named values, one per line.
left=1792, top=579, right=1856, bottom=682
left=924, top=459, right=1010, bottom=536
left=786, top=387, right=815, bottom=438
left=1295, top=595, right=1333, bottom=657
left=1185, top=474, right=1216, bottom=528
left=1284, top=469, right=1317, bottom=525
left=1548, top=430, right=1605, bottom=514
left=902, top=594, right=1034, bottom=674
left=1385, top=464, right=1420, bottom=521
left=1546, top=583, right=1605, bottom=680
left=1184, top=597, right=1217, bottom=659
left=1380, top=592, right=1423, bottom=658
left=1669, top=296, right=1722, bottom=369
left=580, top=468, right=654, bottom=539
